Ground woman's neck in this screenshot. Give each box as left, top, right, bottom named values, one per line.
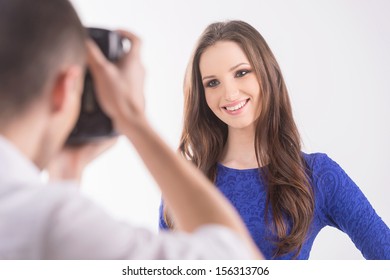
left=220, top=125, right=258, bottom=169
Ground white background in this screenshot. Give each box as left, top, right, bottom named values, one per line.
left=71, top=0, right=390, bottom=259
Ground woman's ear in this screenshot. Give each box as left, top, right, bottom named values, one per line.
left=50, top=65, right=84, bottom=113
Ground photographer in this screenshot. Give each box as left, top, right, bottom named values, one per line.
left=0, top=0, right=261, bottom=259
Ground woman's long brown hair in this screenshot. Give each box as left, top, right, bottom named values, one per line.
left=165, top=20, right=314, bottom=258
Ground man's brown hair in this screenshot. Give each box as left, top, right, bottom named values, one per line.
left=0, top=0, right=86, bottom=120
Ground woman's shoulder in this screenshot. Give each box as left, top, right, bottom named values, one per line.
left=301, top=151, right=364, bottom=211
left=302, top=152, right=342, bottom=175
left=302, top=152, right=350, bottom=196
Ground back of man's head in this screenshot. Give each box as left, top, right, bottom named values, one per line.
left=0, top=0, right=86, bottom=122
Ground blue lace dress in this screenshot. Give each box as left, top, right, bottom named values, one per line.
left=159, top=153, right=390, bottom=259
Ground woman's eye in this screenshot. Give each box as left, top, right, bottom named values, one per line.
left=235, top=69, right=251, bottom=77
left=206, top=79, right=220, bottom=88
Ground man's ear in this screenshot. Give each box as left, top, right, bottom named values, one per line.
left=50, top=65, right=84, bottom=113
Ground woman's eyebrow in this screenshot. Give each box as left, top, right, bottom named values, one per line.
left=229, top=62, right=250, bottom=72
left=202, top=63, right=250, bottom=81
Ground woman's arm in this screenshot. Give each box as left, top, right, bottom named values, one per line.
left=312, top=153, right=390, bottom=259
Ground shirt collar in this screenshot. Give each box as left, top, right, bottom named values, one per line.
left=0, top=135, right=42, bottom=186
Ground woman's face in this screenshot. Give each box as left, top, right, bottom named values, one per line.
left=199, top=41, right=261, bottom=130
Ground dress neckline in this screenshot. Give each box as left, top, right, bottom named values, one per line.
left=216, top=162, right=261, bottom=173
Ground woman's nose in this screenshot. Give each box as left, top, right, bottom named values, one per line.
left=223, top=82, right=240, bottom=101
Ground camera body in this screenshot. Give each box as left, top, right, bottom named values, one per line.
left=66, top=28, right=126, bottom=145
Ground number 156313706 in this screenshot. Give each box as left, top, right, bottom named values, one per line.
left=215, top=266, right=269, bottom=276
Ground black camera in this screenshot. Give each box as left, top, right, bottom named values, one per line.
left=66, top=27, right=127, bottom=145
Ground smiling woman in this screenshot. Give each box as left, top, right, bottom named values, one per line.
left=159, top=20, right=390, bottom=260
left=200, top=42, right=261, bottom=127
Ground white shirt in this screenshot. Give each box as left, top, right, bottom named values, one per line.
left=0, top=136, right=252, bottom=259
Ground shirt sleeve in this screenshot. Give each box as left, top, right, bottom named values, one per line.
left=44, top=187, right=253, bottom=260
left=311, top=153, right=390, bottom=259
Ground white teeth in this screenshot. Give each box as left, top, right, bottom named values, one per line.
left=225, top=100, right=247, bottom=111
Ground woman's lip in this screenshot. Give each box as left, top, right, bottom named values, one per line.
left=222, top=98, right=250, bottom=115
left=222, top=99, right=249, bottom=108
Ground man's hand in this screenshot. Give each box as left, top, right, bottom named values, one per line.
left=86, top=30, right=145, bottom=132
left=46, top=137, right=117, bottom=183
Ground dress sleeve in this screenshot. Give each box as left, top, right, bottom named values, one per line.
left=158, top=198, right=169, bottom=230
left=311, top=153, right=390, bottom=259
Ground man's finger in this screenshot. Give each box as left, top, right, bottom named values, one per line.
left=86, top=39, right=109, bottom=72
left=116, top=29, right=142, bottom=57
